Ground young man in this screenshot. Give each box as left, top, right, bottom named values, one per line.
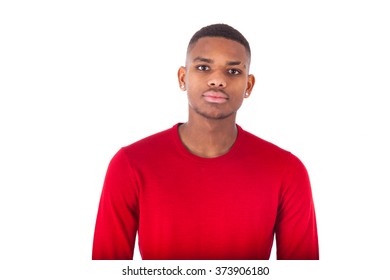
left=92, top=24, right=319, bottom=260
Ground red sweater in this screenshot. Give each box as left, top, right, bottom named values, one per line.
left=92, top=124, right=319, bottom=260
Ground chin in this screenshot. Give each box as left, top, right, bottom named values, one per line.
left=196, top=109, right=235, bottom=120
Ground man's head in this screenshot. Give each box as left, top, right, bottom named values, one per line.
left=178, top=23, right=255, bottom=121
left=187, top=23, right=251, bottom=65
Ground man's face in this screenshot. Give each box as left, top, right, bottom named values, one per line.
left=178, top=37, right=255, bottom=120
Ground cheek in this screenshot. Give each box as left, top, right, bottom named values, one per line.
left=185, top=90, right=198, bottom=108
left=185, top=81, right=204, bottom=99
left=232, top=83, right=248, bottom=96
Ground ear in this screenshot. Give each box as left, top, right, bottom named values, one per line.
left=177, top=66, right=187, bottom=91
left=244, top=74, right=255, bottom=98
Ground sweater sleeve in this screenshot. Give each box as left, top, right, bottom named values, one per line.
left=275, top=153, right=319, bottom=260
left=92, top=148, right=139, bottom=260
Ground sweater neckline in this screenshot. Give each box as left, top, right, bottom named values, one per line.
left=171, top=123, right=243, bottom=163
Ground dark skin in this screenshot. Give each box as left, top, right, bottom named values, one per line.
left=177, top=37, right=255, bottom=158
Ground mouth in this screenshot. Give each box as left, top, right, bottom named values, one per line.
left=202, top=90, right=229, bottom=104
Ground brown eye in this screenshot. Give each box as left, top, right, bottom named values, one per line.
left=197, top=65, right=210, bottom=71
left=228, top=69, right=241, bottom=75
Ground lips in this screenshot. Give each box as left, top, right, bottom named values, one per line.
left=202, top=90, right=229, bottom=104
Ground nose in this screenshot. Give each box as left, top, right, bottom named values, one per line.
left=208, top=72, right=226, bottom=88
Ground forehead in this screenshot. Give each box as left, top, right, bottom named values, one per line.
left=187, top=37, right=249, bottom=63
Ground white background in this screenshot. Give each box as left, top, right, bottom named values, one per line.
left=1, top=0, right=389, bottom=279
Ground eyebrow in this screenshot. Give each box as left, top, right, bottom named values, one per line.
left=193, top=56, right=246, bottom=68
left=227, top=61, right=243, bottom=66
left=193, top=56, right=213, bottom=63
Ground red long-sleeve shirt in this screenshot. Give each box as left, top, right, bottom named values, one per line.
left=92, top=123, right=319, bottom=260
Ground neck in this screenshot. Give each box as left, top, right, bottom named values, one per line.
left=178, top=115, right=238, bottom=158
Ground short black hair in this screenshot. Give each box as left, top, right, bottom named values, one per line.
left=187, top=23, right=251, bottom=59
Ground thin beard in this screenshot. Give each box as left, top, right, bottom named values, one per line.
left=194, top=107, right=235, bottom=120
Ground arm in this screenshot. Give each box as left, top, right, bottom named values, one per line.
left=92, top=148, right=139, bottom=260
left=275, top=153, right=319, bottom=260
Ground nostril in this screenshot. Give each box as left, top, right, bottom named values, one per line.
left=208, top=80, right=226, bottom=88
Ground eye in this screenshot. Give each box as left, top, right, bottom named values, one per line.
left=196, top=65, right=210, bottom=71
left=228, top=68, right=241, bottom=75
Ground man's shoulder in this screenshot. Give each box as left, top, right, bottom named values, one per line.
left=243, top=131, right=306, bottom=175
left=240, top=127, right=290, bottom=156
left=120, top=124, right=177, bottom=156
left=240, top=127, right=306, bottom=171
